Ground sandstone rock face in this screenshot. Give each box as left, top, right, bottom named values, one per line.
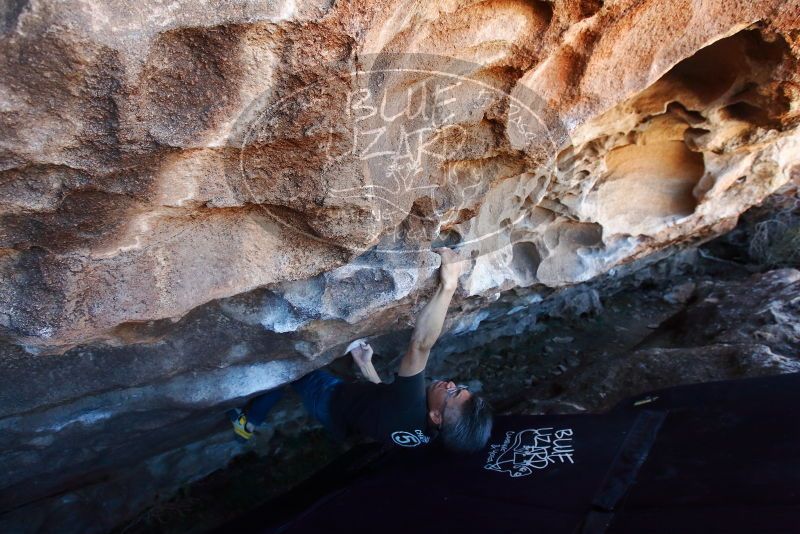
left=1, top=0, right=799, bottom=531
left=1, top=0, right=798, bottom=350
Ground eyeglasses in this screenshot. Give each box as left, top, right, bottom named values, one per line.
left=446, top=384, right=469, bottom=398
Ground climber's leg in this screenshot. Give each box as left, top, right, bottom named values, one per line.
left=290, top=370, right=343, bottom=433
left=227, top=388, right=285, bottom=441
left=243, top=388, right=285, bottom=426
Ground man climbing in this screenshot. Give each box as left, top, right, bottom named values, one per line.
left=228, top=248, right=493, bottom=453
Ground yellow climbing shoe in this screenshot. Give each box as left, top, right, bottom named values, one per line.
left=226, top=409, right=254, bottom=442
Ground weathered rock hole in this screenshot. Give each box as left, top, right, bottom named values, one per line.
left=577, top=0, right=603, bottom=19
left=645, top=30, right=789, bottom=127
left=665, top=101, right=706, bottom=125
left=528, top=0, right=554, bottom=25
left=536, top=221, right=604, bottom=285
left=743, top=29, right=791, bottom=63
left=432, top=228, right=462, bottom=248
left=721, top=101, right=774, bottom=128
left=662, top=32, right=752, bottom=106
left=684, top=127, right=712, bottom=150
left=598, top=141, right=704, bottom=236
left=511, top=241, right=542, bottom=286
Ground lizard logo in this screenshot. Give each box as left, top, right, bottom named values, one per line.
left=484, top=427, right=575, bottom=478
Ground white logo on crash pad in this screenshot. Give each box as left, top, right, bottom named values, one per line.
left=484, top=427, right=574, bottom=478
left=391, top=430, right=430, bottom=447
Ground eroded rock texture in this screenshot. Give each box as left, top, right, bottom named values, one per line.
left=1, top=0, right=799, bottom=531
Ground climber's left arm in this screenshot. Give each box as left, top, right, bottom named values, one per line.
left=398, top=248, right=463, bottom=377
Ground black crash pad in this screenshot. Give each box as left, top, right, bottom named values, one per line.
left=220, top=373, right=800, bottom=534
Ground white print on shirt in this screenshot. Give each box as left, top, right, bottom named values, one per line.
left=391, top=429, right=431, bottom=447
left=484, top=427, right=574, bottom=478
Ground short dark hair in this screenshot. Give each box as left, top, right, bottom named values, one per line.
left=441, top=395, right=493, bottom=453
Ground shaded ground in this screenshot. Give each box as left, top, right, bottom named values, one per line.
left=115, top=191, right=800, bottom=534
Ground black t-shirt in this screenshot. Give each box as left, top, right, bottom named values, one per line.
left=329, top=371, right=433, bottom=448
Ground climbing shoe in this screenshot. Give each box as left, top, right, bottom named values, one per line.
left=226, top=408, right=254, bottom=442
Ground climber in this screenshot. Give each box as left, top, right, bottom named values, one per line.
left=227, top=248, right=493, bottom=453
